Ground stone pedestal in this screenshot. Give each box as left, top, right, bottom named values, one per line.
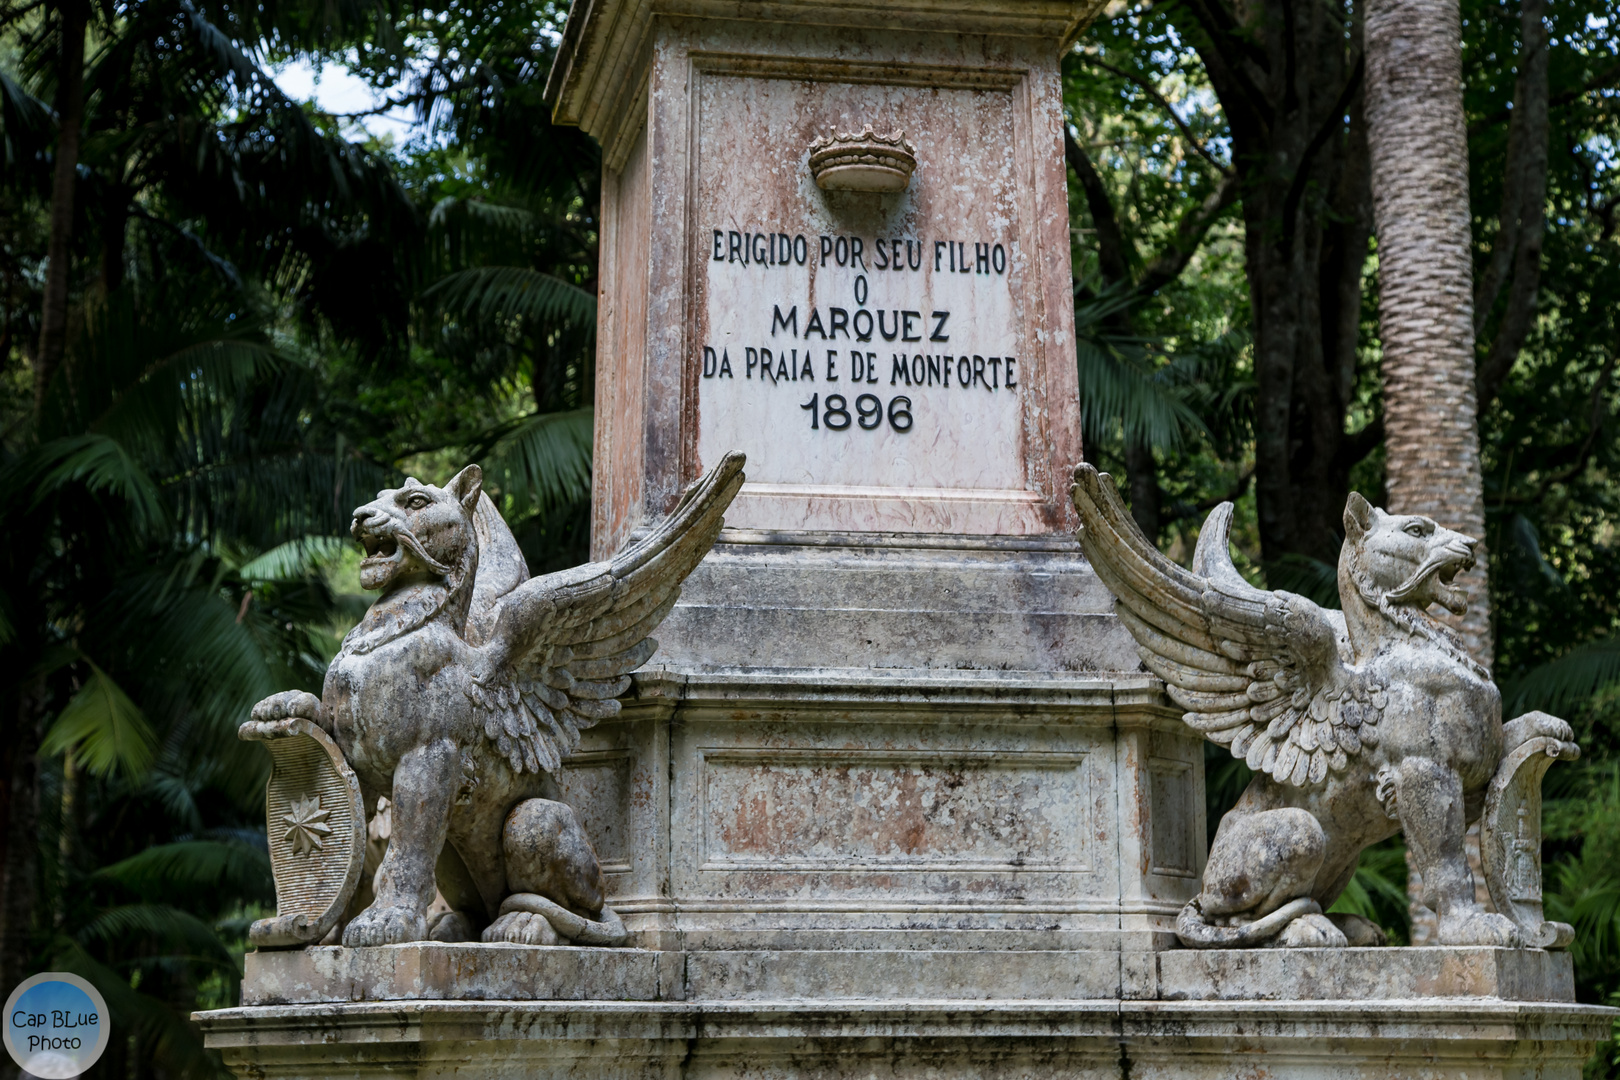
left=197, top=945, right=1613, bottom=1078
left=195, top=0, right=1619, bottom=1074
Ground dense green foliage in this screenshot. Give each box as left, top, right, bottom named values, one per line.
left=1066, top=0, right=1620, bottom=1070
left=0, top=2, right=593, bottom=1074
left=2, top=0, right=1620, bottom=1076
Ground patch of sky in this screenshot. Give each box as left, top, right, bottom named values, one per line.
left=272, top=54, right=433, bottom=144
left=1584, top=133, right=1618, bottom=175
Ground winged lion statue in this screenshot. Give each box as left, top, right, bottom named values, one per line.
left=1072, top=463, right=1578, bottom=948
left=241, top=451, right=745, bottom=947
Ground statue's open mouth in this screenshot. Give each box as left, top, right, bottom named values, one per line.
left=1388, top=544, right=1474, bottom=614
left=358, top=530, right=402, bottom=570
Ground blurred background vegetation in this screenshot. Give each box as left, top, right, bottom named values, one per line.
left=1, top=0, right=1619, bottom=1076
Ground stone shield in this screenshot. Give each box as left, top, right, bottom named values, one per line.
left=247, top=719, right=366, bottom=948
left=1480, top=729, right=1578, bottom=949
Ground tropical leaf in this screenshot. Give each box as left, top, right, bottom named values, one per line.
left=239, top=535, right=348, bottom=582
left=427, top=194, right=537, bottom=234
left=96, top=839, right=273, bottom=906
left=42, top=662, right=158, bottom=780
left=90, top=572, right=278, bottom=734
left=424, top=266, right=596, bottom=326
left=77, top=905, right=238, bottom=970
left=1075, top=337, right=1205, bottom=452
left=49, top=936, right=223, bottom=1080
left=0, top=67, right=52, bottom=167
left=1265, top=553, right=1341, bottom=610
left=1327, top=837, right=1413, bottom=941
left=477, top=407, right=594, bottom=513
left=28, top=434, right=167, bottom=533
left=1503, top=636, right=1620, bottom=716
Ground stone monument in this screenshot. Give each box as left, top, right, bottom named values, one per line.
left=195, top=1, right=1617, bottom=1076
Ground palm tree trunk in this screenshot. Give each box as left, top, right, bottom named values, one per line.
left=1365, top=0, right=1492, bottom=666
left=34, top=0, right=88, bottom=424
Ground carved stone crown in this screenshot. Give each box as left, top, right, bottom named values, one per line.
left=808, top=127, right=917, bottom=192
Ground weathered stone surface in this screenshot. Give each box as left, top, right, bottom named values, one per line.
left=1156, top=945, right=1575, bottom=1002
left=654, top=533, right=1140, bottom=672
left=241, top=944, right=682, bottom=1005
left=1073, top=465, right=1582, bottom=950
left=240, top=455, right=745, bottom=950
left=548, top=667, right=1203, bottom=947
left=237, top=942, right=1580, bottom=1008
left=565, top=1, right=1098, bottom=554
left=197, top=994, right=1614, bottom=1079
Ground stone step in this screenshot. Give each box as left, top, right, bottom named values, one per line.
left=240, top=944, right=1577, bottom=1007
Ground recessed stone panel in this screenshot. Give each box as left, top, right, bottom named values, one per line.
left=697, top=747, right=1090, bottom=873
left=692, top=57, right=1049, bottom=534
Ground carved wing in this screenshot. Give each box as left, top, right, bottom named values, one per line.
left=468, top=452, right=746, bottom=773
left=1072, top=464, right=1385, bottom=787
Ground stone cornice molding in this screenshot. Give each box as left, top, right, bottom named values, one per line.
left=546, top=0, right=1105, bottom=162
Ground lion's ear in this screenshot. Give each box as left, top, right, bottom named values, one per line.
left=447, top=464, right=483, bottom=511
left=1344, top=491, right=1374, bottom=540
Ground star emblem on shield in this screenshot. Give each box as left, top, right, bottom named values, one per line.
left=281, top=794, right=333, bottom=856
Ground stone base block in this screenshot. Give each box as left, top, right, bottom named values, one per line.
left=242, top=944, right=684, bottom=1005
left=239, top=943, right=1583, bottom=1007
left=1156, top=944, right=1577, bottom=1002
left=197, top=998, right=1617, bottom=1079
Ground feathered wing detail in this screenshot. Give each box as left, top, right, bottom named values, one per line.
left=467, top=452, right=746, bottom=774
left=1072, top=464, right=1384, bottom=787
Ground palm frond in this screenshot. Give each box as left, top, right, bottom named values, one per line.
left=424, top=266, right=596, bottom=326
left=1265, top=553, right=1341, bottom=609
left=1504, top=636, right=1620, bottom=716
left=77, top=905, right=238, bottom=970
left=1076, top=338, right=1205, bottom=452
left=239, top=535, right=348, bottom=582
left=0, top=67, right=52, bottom=168
left=93, top=573, right=278, bottom=734
left=41, top=662, right=157, bottom=780
left=50, top=937, right=223, bottom=1080
left=476, top=407, right=593, bottom=513
left=96, top=839, right=273, bottom=906
left=428, top=195, right=537, bottom=233
left=28, top=434, right=167, bottom=533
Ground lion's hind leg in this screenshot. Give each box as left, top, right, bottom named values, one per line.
left=1179, top=807, right=1348, bottom=948
left=482, top=798, right=615, bottom=946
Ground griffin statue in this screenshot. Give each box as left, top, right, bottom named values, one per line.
left=241, top=452, right=745, bottom=948
left=1073, top=463, right=1578, bottom=949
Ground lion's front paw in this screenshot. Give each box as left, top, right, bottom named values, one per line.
left=342, top=904, right=427, bottom=947
left=481, top=911, right=559, bottom=946
left=252, top=689, right=322, bottom=723
left=1438, top=909, right=1520, bottom=947
left=1504, top=710, right=1577, bottom=752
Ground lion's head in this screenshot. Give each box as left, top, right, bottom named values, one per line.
left=352, top=466, right=483, bottom=593
left=1342, top=492, right=1477, bottom=615
left=337, top=466, right=484, bottom=657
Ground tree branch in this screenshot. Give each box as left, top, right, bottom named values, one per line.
left=1171, top=0, right=1275, bottom=142
left=1468, top=61, right=1620, bottom=137
left=1340, top=415, right=1385, bottom=467
left=1064, top=127, right=1132, bottom=287
left=1281, top=51, right=1364, bottom=251
left=1078, top=55, right=1230, bottom=172
left=1136, top=171, right=1242, bottom=296
left=1497, top=350, right=1617, bottom=503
